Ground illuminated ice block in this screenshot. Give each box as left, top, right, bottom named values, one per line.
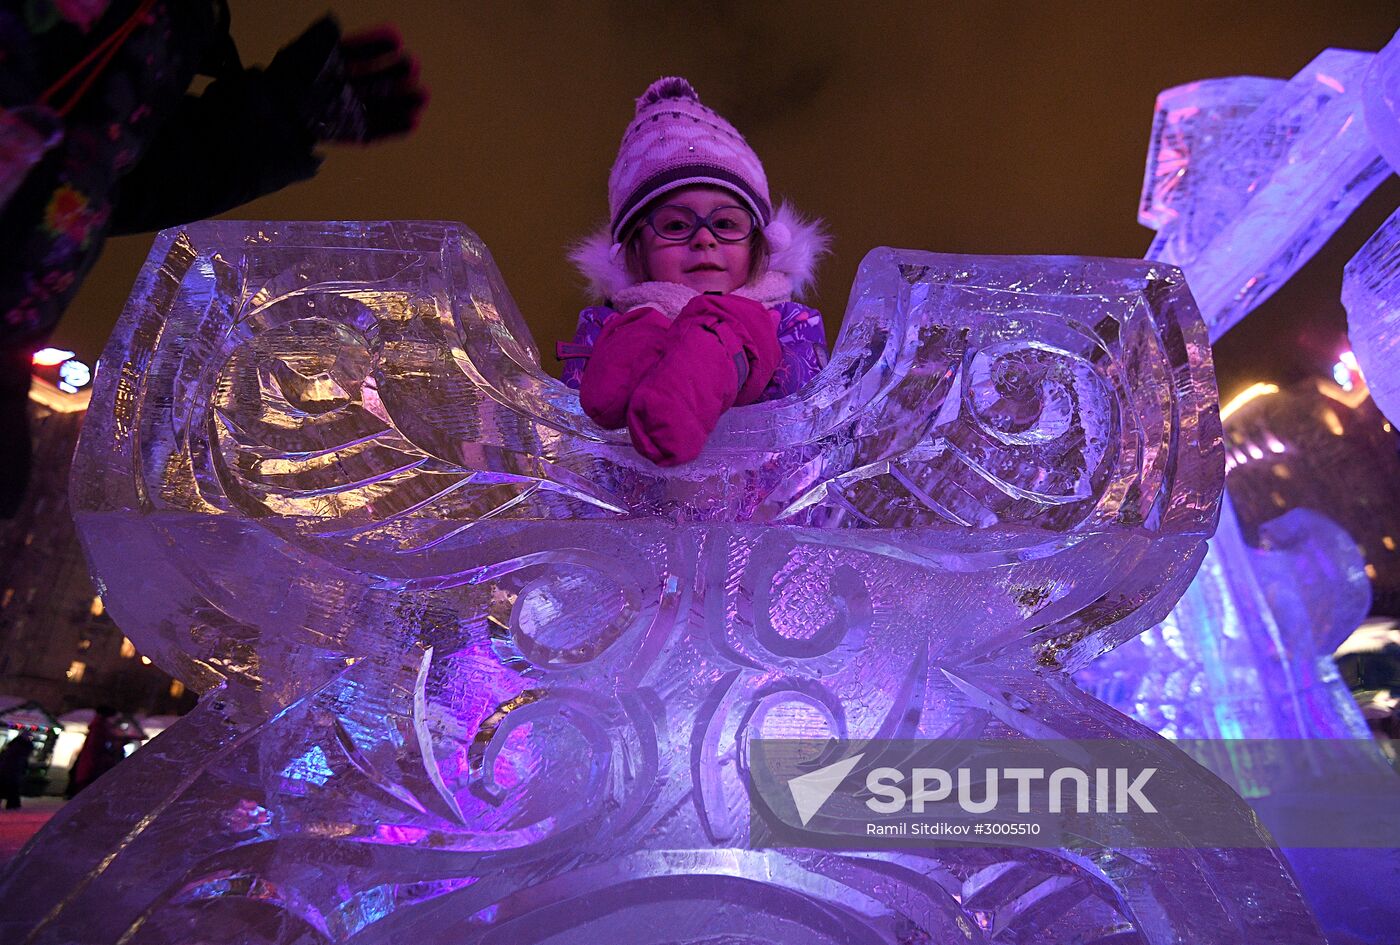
left=0, top=222, right=1327, bottom=944
left=1141, top=49, right=1391, bottom=338
left=1362, top=28, right=1400, bottom=173
left=1078, top=500, right=1398, bottom=945
left=1251, top=506, right=1376, bottom=656
left=1344, top=28, right=1400, bottom=428
left=1130, top=43, right=1392, bottom=746
left=1129, top=45, right=1400, bottom=943
left=1344, top=205, right=1400, bottom=425
left=1078, top=501, right=1372, bottom=743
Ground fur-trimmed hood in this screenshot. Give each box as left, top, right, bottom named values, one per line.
left=568, top=202, right=830, bottom=304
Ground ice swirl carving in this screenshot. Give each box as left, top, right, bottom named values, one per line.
left=0, top=221, right=1329, bottom=945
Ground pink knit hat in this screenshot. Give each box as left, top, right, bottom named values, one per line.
left=571, top=77, right=829, bottom=302
left=606, top=77, right=791, bottom=254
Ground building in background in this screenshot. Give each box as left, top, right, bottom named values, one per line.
left=0, top=360, right=195, bottom=721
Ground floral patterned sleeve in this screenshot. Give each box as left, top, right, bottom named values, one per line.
left=759, top=302, right=829, bottom=402
left=556, top=306, right=619, bottom=389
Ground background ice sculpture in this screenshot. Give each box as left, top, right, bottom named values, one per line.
left=0, top=220, right=1330, bottom=944
left=1088, top=35, right=1400, bottom=945
left=1139, top=47, right=1391, bottom=337
left=1362, top=28, right=1400, bottom=177
left=1344, top=205, right=1400, bottom=425
left=1347, top=29, right=1400, bottom=427
left=1080, top=503, right=1372, bottom=742
left=1093, top=38, right=1397, bottom=749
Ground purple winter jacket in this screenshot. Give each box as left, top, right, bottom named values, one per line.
left=556, top=300, right=829, bottom=403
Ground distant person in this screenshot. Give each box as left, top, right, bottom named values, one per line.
left=65, top=706, right=127, bottom=797
left=0, top=731, right=35, bottom=809
left=1, top=1, right=429, bottom=516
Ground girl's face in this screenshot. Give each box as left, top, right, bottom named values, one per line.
left=637, top=186, right=753, bottom=293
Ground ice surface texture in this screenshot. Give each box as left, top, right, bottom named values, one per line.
left=1345, top=205, right=1400, bottom=425
left=1079, top=501, right=1398, bottom=945
left=1079, top=501, right=1373, bottom=743
left=1362, top=28, right=1400, bottom=174
left=1141, top=49, right=1391, bottom=338
left=1344, top=27, right=1400, bottom=426
left=1133, top=41, right=1400, bottom=945
left=1128, top=39, right=1390, bottom=749
left=0, top=221, right=1327, bottom=944
left=1344, top=28, right=1400, bottom=427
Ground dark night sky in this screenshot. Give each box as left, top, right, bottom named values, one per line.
left=47, top=1, right=1400, bottom=405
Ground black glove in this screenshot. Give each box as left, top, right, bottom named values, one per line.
left=268, top=15, right=428, bottom=145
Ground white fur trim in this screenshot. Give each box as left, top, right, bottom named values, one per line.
left=766, top=204, right=829, bottom=298
left=568, top=228, right=633, bottom=302
left=568, top=201, right=830, bottom=303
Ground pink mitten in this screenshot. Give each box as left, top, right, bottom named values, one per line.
left=578, top=306, right=672, bottom=429
left=626, top=294, right=780, bottom=466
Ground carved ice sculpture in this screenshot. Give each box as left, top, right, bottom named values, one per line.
left=1140, top=48, right=1392, bottom=337
left=1076, top=501, right=1399, bottom=945
left=1101, top=39, right=1393, bottom=750
left=1362, top=28, right=1400, bottom=175
left=1078, top=503, right=1373, bottom=743
left=0, top=221, right=1329, bottom=944
left=1345, top=206, right=1400, bottom=425
left=1347, top=29, right=1400, bottom=426
left=1126, top=39, right=1400, bottom=945
left=1126, top=39, right=1393, bottom=749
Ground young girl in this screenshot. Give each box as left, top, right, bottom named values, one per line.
left=556, top=77, right=829, bottom=466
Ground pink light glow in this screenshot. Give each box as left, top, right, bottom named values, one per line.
left=32, top=347, right=75, bottom=366
left=1315, top=72, right=1346, bottom=94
